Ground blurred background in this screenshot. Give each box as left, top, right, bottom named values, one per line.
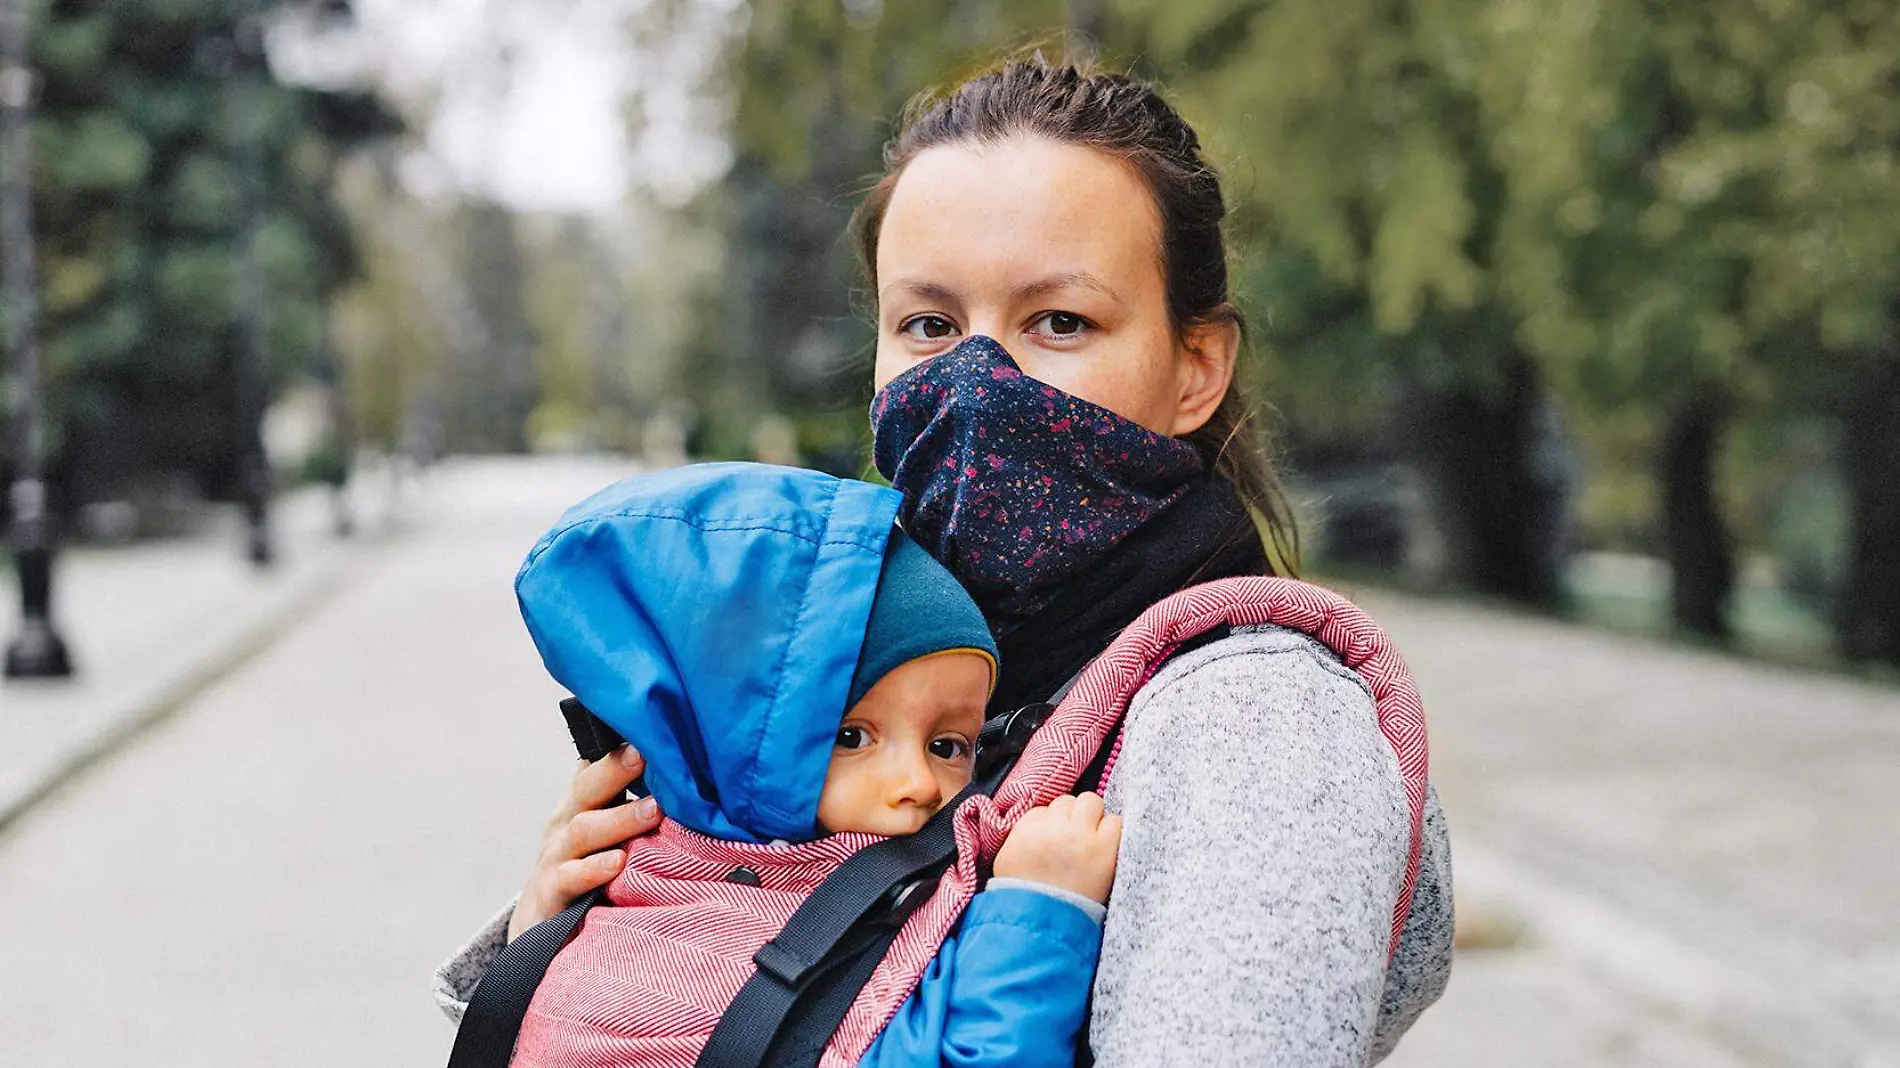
left=0, top=1, right=1896, bottom=1066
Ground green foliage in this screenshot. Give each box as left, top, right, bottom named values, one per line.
left=1107, top=0, right=1897, bottom=525
left=22, top=0, right=394, bottom=503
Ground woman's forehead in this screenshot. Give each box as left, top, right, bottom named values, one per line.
left=876, top=136, right=1162, bottom=295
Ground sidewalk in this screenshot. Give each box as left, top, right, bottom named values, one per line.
left=1360, top=589, right=1900, bottom=1067
left=0, top=467, right=405, bottom=829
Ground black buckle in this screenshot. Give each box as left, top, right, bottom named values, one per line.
left=751, top=874, right=942, bottom=988
left=975, top=702, right=1053, bottom=778
left=875, top=875, right=940, bottom=928
left=752, top=941, right=810, bottom=988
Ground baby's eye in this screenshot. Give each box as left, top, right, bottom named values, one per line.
left=1030, top=311, right=1090, bottom=338
left=899, top=315, right=959, bottom=341
left=929, top=737, right=971, bottom=761
left=836, top=726, right=871, bottom=750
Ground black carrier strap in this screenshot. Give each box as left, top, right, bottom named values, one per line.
left=698, top=781, right=974, bottom=1067
left=447, top=887, right=606, bottom=1068
left=446, top=700, right=637, bottom=1068
left=700, top=736, right=1026, bottom=1068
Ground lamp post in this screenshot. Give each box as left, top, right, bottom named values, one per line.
left=1, top=0, right=71, bottom=678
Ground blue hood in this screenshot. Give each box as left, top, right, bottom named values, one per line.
left=515, top=463, right=902, bottom=843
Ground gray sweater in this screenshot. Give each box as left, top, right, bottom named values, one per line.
left=434, top=624, right=1453, bottom=1065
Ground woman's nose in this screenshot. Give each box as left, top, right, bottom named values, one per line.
left=964, top=323, right=1014, bottom=358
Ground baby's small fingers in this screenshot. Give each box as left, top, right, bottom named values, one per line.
left=1072, top=791, right=1107, bottom=822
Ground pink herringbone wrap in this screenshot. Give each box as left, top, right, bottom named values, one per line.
left=515, top=577, right=1428, bottom=1068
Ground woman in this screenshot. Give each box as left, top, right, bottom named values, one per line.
left=438, top=56, right=1453, bottom=1065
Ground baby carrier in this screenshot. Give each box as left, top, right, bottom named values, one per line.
left=448, top=469, right=1429, bottom=1068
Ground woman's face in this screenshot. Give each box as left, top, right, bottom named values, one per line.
left=872, top=135, right=1236, bottom=438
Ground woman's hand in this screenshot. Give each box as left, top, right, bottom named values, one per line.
left=508, top=745, right=664, bottom=942
left=992, top=791, right=1123, bottom=904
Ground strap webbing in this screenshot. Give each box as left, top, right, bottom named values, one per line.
left=696, top=778, right=985, bottom=1068
left=757, top=922, right=903, bottom=1068
left=446, top=887, right=605, bottom=1068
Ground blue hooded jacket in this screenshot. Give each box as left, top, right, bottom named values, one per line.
left=516, top=462, right=900, bottom=842
left=516, top=464, right=1103, bottom=1068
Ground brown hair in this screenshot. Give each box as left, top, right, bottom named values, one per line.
left=850, top=54, right=1300, bottom=574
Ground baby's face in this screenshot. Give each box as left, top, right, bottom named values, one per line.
left=816, top=652, right=990, bottom=837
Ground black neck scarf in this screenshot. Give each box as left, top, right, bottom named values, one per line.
left=985, top=474, right=1271, bottom=716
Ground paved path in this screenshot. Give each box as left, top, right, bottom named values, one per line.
left=1366, top=590, right=1900, bottom=1068
left=0, top=472, right=404, bottom=826
left=1, top=456, right=1893, bottom=1066
left=0, top=456, right=641, bottom=1067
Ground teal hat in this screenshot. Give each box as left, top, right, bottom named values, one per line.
left=846, top=529, right=998, bottom=710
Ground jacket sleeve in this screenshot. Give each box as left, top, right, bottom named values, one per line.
left=862, top=886, right=1104, bottom=1068
left=1371, top=784, right=1454, bottom=1061
left=431, top=898, right=515, bottom=1023
left=1088, top=626, right=1445, bottom=1067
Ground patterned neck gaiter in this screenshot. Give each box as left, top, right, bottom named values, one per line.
left=870, top=335, right=1208, bottom=620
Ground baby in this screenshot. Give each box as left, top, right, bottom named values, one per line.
left=509, top=463, right=1118, bottom=1068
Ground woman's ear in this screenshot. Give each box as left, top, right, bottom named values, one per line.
left=1171, top=315, right=1241, bottom=437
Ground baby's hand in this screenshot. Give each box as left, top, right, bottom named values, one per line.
left=991, top=792, right=1122, bottom=904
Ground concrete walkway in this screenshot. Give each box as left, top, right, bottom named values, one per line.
left=1365, top=590, right=1900, bottom=1067
left=0, top=455, right=641, bottom=1067
left=0, top=466, right=404, bottom=828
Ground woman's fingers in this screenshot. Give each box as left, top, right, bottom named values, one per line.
left=556, top=798, right=662, bottom=861
left=551, top=849, right=627, bottom=899
left=511, top=748, right=662, bottom=943
left=512, top=849, right=623, bottom=942
left=568, top=745, right=647, bottom=812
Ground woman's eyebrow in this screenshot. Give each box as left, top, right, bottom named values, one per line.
left=1013, top=272, right=1122, bottom=304
left=879, top=280, right=961, bottom=306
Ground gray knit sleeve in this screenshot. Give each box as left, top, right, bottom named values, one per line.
left=1370, top=781, right=1453, bottom=1060
left=431, top=897, right=515, bottom=1023
left=1088, top=625, right=1449, bottom=1066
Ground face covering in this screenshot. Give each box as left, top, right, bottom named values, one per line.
left=870, top=335, right=1208, bottom=620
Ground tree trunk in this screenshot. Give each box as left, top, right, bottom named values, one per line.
left=1410, top=352, right=1572, bottom=606
left=1660, top=384, right=1734, bottom=640
left=1839, top=351, right=1900, bottom=666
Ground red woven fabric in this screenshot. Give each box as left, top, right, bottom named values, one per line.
left=513, top=822, right=882, bottom=1068
left=513, top=577, right=1428, bottom=1068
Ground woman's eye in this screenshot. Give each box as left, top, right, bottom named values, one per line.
left=929, top=737, right=971, bottom=761
left=900, top=315, right=959, bottom=341
left=836, top=726, right=870, bottom=750
left=1032, top=311, right=1089, bottom=338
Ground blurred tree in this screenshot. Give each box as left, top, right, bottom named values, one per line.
left=328, top=148, right=455, bottom=460
left=442, top=198, right=537, bottom=453
left=1118, top=0, right=1576, bottom=605
left=1120, top=0, right=1896, bottom=650
left=1647, top=0, right=1900, bottom=663
left=10, top=0, right=395, bottom=522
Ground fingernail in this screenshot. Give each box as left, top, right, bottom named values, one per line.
left=619, top=746, right=643, bottom=769
left=599, top=849, right=625, bottom=872
left=635, top=796, right=659, bottom=819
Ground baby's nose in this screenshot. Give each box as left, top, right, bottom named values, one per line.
left=888, top=752, right=942, bottom=808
